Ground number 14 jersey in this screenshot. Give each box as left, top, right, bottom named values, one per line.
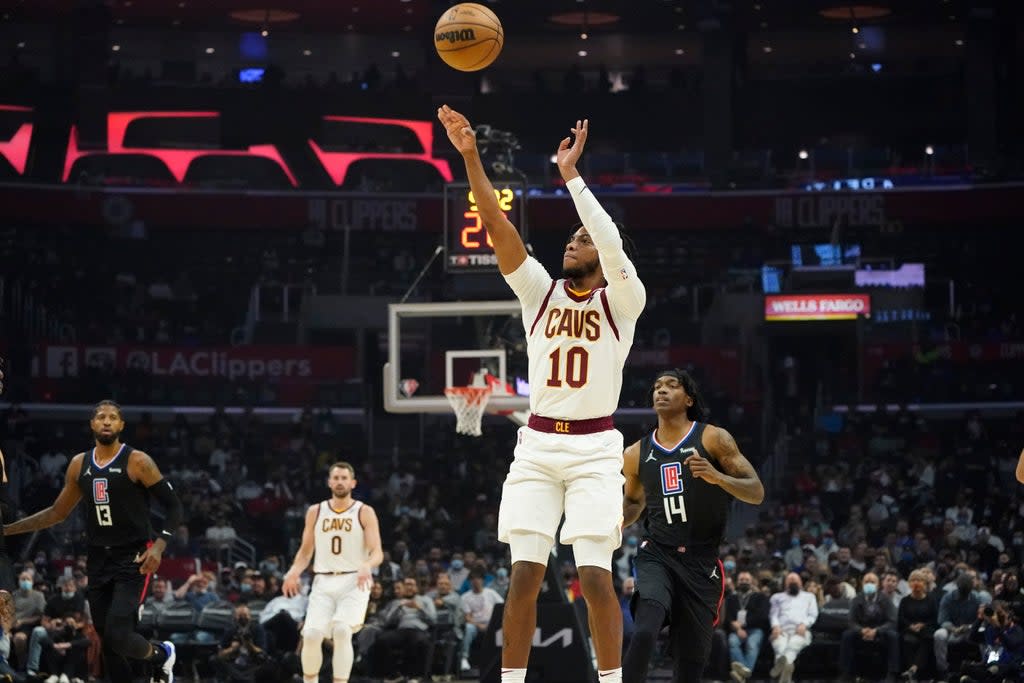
left=639, top=422, right=731, bottom=548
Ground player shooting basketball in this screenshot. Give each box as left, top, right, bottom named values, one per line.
left=438, top=105, right=646, bottom=683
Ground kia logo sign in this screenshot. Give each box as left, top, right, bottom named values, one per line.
left=494, top=627, right=574, bottom=648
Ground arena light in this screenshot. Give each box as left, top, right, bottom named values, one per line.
left=798, top=149, right=809, bottom=160
left=63, top=111, right=298, bottom=186
left=0, top=105, right=33, bottom=175
left=309, top=115, right=453, bottom=186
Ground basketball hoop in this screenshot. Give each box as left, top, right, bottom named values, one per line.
left=444, top=386, right=492, bottom=436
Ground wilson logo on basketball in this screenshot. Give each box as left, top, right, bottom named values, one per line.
left=436, top=28, right=477, bottom=44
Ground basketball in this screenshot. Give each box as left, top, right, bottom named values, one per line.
left=433, top=2, right=503, bottom=72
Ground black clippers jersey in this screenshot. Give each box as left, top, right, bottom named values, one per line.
left=77, top=444, right=152, bottom=547
left=639, top=422, right=731, bottom=548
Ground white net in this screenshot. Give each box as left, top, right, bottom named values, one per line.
left=444, top=386, right=492, bottom=436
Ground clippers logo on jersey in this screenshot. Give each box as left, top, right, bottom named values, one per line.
left=93, top=478, right=110, bottom=504
left=660, top=462, right=683, bottom=495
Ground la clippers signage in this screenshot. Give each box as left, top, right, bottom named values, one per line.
left=40, top=345, right=353, bottom=381
left=764, top=294, right=871, bottom=321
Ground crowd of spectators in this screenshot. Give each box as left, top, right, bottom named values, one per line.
left=1, top=390, right=1021, bottom=682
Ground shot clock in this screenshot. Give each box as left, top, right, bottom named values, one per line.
left=444, top=181, right=526, bottom=273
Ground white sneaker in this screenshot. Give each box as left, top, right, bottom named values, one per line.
left=58, top=675, right=70, bottom=683
left=44, top=676, right=59, bottom=683
left=157, top=640, right=176, bottom=683
left=461, top=656, right=472, bottom=671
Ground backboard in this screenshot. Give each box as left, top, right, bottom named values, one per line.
left=382, top=300, right=531, bottom=419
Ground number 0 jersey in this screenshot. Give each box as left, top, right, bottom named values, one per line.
left=313, top=500, right=368, bottom=573
left=638, top=423, right=731, bottom=548
left=77, top=444, right=153, bottom=547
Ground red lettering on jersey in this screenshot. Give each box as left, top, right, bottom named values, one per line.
left=584, top=310, right=601, bottom=341
left=93, top=478, right=109, bottom=504
left=543, top=307, right=602, bottom=341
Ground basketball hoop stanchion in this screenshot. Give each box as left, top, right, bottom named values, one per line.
left=444, top=386, right=492, bottom=436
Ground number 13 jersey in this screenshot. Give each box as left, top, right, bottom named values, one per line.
left=77, top=444, right=153, bottom=547
left=313, top=500, right=367, bottom=573
left=639, top=422, right=731, bottom=548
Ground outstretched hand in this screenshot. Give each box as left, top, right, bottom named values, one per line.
left=437, top=104, right=478, bottom=156
left=556, top=118, right=588, bottom=180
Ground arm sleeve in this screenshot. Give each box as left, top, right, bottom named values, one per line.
left=806, top=595, right=818, bottom=627
left=769, top=595, right=781, bottom=628
left=502, top=256, right=554, bottom=314
left=565, top=176, right=646, bottom=319
left=147, top=478, right=184, bottom=540
left=848, top=598, right=863, bottom=630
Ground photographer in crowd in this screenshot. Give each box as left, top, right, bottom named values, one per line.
left=210, top=604, right=275, bottom=683
left=959, top=601, right=1024, bottom=683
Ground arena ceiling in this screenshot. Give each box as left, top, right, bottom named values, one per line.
left=0, top=0, right=996, bottom=36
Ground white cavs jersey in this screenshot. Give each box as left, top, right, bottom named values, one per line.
left=313, top=500, right=367, bottom=573
left=504, top=256, right=641, bottom=420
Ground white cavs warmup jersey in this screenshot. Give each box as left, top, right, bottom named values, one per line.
left=503, top=178, right=646, bottom=421
left=313, top=500, right=367, bottom=573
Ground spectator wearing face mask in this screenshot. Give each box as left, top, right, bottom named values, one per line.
left=11, top=571, right=45, bottom=667
left=769, top=572, right=818, bottom=683
left=838, top=572, right=899, bottom=682
left=934, top=574, right=985, bottom=679
left=492, top=566, right=510, bottom=599
left=813, top=530, right=837, bottom=565
left=448, top=556, right=469, bottom=593
left=726, top=571, right=770, bottom=681
left=722, top=555, right=737, bottom=579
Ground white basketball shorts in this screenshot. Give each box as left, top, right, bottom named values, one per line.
left=301, top=573, right=370, bottom=636
left=497, top=425, right=625, bottom=546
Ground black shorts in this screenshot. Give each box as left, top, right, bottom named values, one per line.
left=86, top=543, right=151, bottom=620
left=632, top=540, right=726, bottom=662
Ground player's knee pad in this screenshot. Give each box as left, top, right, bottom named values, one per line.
left=331, top=623, right=353, bottom=643
left=508, top=530, right=555, bottom=566
left=572, top=534, right=617, bottom=569
left=302, top=625, right=327, bottom=645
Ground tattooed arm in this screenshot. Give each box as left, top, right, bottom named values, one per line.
left=685, top=425, right=765, bottom=504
